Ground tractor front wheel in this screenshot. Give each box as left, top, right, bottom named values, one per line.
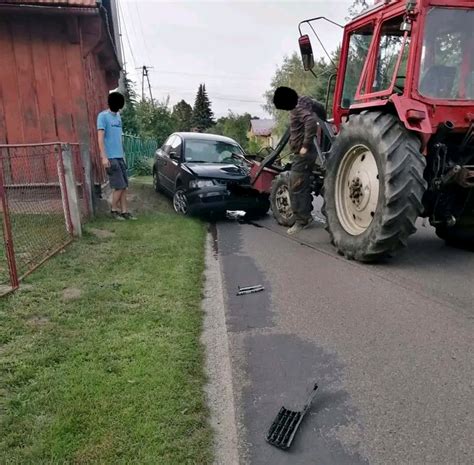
left=270, top=172, right=295, bottom=227
left=323, top=112, right=427, bottom=262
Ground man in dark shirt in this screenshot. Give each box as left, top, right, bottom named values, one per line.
left=273, top=86, right=327, bottom=235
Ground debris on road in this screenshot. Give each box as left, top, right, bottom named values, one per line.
left=266, top=383, right=318, bottom=450
left=237, top=284, right=265, bottom=296
left=312, top=213, right=326, bottom=225
left=227, top=210, right=247, bottom=221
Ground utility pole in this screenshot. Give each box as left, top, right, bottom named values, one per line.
left=136, top=65, right=154, bottom=103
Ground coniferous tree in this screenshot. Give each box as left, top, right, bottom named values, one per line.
left=192, top=84, right=215, bottom=131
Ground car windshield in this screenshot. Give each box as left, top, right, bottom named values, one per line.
left=184, top=139, right=244, bottom=163
left=419, top=8, right=474, bottom=100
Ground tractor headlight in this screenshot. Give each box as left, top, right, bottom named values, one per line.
left=189, top=179, right=215, bottom=189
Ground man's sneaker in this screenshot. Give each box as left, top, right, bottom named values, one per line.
left=287, top=217, right=314, bottom=236
left=121, top=212, right=137, bottom=221
left=111, top=210, right=125, bottom=221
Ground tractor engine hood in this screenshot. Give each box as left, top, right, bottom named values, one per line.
left=184, top=162, right=251, bottom=182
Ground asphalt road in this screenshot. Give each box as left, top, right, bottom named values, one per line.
left=216, top=206, right=473, bottom=465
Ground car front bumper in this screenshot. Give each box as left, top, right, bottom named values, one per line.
left=186, top=185, right=267, bottom=215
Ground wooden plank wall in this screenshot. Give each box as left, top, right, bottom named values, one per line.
left=0, top=13, right=112, bottom=184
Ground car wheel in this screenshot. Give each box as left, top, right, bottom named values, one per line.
left=173, top=188, right=189, bottom=215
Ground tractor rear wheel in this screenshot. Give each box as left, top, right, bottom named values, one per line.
left=270, top=171, right=295, bottom=227
left=323, top=112, right=427, bottom=262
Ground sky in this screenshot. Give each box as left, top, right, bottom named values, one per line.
left=119, top=0, right=354, bottom=118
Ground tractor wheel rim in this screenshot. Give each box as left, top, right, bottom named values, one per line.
left=275, top=185, right=292, bottom=220
left=173, top=190, right=188, bottom=214
left=335, top=144, right=380, bottom=236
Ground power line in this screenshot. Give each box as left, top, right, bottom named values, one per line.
left=118, top=1, right=137, bottom=71
left=152, top=87, right=265, bottom=105
left=133, top=0, right=152, bottom=65
left=147, top=68, right=268, bottom=82
left=122, top=0, right=146, bottom=69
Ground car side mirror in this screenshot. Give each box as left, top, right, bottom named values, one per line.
left=299, top=34, right=315, bottom=71
left=169, top=151, right=181, bottom=162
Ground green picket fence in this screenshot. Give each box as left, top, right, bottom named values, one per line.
left=123, top=134, right=158, bottom=176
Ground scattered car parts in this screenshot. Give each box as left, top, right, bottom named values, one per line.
left=266, top=383, right=318, bottom=450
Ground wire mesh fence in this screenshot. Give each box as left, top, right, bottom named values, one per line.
left=123, top=134, right=158, bottom=176
left=0, top=143, right=89, bottom=294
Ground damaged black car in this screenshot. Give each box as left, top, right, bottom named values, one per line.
left=153, top=132, right=270, bottom=218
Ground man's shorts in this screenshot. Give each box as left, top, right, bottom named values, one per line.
left=106, top=158, right=128, bottom=190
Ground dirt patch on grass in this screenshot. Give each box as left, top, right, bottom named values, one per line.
left=96, top=177, right=173, bottom=216
left=128, top=179, right=173, bottom=214
left=27, top=316, right=50, bottom=327
left=62, top=287, right=82, bottom=301
left=88, top=228, right=115, bottom=239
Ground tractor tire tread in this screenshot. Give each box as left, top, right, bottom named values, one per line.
left=323, top=112, right=427, bottom=262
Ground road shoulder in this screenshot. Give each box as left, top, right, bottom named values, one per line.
left=202, top=230, right=240, bottom=465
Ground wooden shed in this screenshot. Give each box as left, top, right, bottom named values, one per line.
left=0, top=0, right=122, bottom=186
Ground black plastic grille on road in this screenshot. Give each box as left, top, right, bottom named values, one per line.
left=266, top=407, right=303, bottom=450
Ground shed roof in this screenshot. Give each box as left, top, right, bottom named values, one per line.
left=0, top=0, right=97, bottom=6
left=250, top=119, right=276, bottom=137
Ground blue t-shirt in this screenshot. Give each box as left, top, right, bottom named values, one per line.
left=97, top=110, right=124, bottom=159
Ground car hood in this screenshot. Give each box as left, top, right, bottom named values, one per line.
left=184, top=162, right=250, bottom=181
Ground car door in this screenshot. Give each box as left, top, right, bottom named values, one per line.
left=162, top=135, right=183, bottom=193
left=155, top=136, right=173, bottom=191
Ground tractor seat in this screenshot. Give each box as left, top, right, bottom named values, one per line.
left=420, top=65, right=457, bottom=99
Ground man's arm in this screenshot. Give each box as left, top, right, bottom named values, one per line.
left=311, top=100, right=327, bottom=121
left=97, top=130, right=110, bottom=168
left=97, top=112, right=110, bottom=168
left=301, top=109, right=319, bottom=152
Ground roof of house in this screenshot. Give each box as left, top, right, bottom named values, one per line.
left=250, top=119, right=276, bottom=137
left=0, top=0, right=97, bottom=6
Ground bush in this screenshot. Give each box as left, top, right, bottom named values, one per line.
left=133, top=157, right=153, bottom=176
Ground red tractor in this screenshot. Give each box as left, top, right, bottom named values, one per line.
left=250, top=0, right=474, bottom=261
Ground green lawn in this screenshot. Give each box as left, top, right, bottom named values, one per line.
left=0, top=212, right=212, bottom=464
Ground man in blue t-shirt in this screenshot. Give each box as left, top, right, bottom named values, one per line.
left=97, top=92, right=136, bottom=220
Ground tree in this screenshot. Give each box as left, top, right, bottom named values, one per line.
left=264, top=52, right=335, bottom=136
left=347, top=0, right=369, bottom=19
left=247, top=136, right=265, bottom=155
left=136, top=98, right=175, bottom=146
left=172, top=100, right=193, bottom=132
left=121, top=72, right=139, bottom=135
left=192, top=84, right=215, bottom=131
left=210, top=111, right=253, bottom=150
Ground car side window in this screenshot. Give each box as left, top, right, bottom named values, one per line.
left=162, top=135, right=177, bottom=156
left=170, top=136, right=182, bottom=156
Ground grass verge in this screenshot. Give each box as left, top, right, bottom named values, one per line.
left=0, top=211, right=212, bottom=464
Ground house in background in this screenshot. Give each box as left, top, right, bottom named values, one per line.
left=248, top=119, right=277, bottom=149
left=0, top=0, right=122, bottom=197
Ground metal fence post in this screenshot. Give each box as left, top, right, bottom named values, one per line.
left=79, top=145, right=93, bottom=217
left=59, top=144, right=82, bottom=237
left=0, top=151, right=19, bottom=289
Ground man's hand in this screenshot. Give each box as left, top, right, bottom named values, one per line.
left=101, top=156, right=110, bottom=169
left=299, top=147, right=308, bottom=156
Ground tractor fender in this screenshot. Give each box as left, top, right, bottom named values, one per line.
left=350, top=96, right=433, bottom=151
left=390, top=95, right=433, bottom=150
